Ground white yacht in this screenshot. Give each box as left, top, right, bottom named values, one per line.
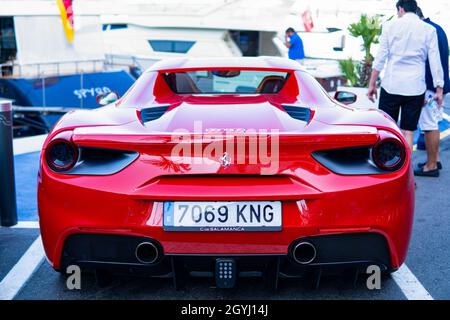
left=0, top=0, right=135, bottom=136
left=98, top=0, right=372, bottom=92
left=99, top=0, right=386, bottom=64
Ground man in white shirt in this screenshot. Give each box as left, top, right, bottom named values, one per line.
left=367, top=0, right=444, bottom=150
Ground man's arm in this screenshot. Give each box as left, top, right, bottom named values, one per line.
left=427, top=28, right=444, bottom=107
left=367, top=69, right=381, bottom=102
left=285, top=34, right=298, bottom=48
left=367, top=23, right=389, bottom=102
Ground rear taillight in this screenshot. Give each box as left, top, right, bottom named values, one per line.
left=45, top=139, right=78, bottom=172
left=372, top=132, right=406, bottom=171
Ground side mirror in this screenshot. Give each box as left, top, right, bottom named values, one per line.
left=96, top=91, right=120, bottom=106
left=334, top=91, right=357, bottom=105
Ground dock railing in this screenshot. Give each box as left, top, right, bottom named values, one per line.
left=104, top=54, right=160, bottom=72
left=0, top=59, right=106, bottom=78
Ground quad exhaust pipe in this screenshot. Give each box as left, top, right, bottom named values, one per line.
left=292, top=242, right=317, bottom=265
left=135, top=242, right=160, bottom=264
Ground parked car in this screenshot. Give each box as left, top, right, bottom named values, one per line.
left=38, top=57, right=414, bottom=289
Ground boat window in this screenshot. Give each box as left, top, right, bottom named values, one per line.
left=102, top=24, right=128, bottom=31
left=162, top=70, right=289, bottom=94
left=0, top=17, right=17, bottom=76
left=148, top=40, right=196, bottom=54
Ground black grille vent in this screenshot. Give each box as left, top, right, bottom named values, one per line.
left=282, top=105, right=311, bottom=122
left=140, top=106, right=170, bottom=123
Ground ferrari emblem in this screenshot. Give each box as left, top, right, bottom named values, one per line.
left=220, top=152, right=231, bottom=168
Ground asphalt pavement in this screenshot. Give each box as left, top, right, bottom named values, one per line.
left=1, top=136, right=450, bottom=300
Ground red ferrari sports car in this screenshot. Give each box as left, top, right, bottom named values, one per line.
left=38, top=57, right=414, bottom=289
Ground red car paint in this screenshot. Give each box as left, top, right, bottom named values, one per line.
left=38, top=57, right=414, bottom=271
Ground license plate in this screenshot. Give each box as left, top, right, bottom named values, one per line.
left=163, top=201, right=282, bottom=232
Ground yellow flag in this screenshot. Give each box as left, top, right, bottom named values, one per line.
left=57, top=0, right=74, bottom=43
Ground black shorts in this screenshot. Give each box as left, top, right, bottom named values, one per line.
left=379, top=88, right=425, bottom=131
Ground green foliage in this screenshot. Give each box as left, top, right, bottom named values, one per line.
left=340, top=14, right=382, bottom=87
left=339, top=58, right=359, bottom=86
left=348, top=14, right=382, bottom=61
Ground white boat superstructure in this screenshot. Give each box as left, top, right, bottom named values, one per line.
left=0, top=0, right=107, bottom=78
left=96, top=0, right=408, bottom=63
left=100, top=0, right=291, bottom=70
left=3, top=0, right=449, bottom=77
left=103, top=27, right=243, bottom=70
left=1, top=0, right=398, bottom=78
left=97, top=0, right=365, bottom=87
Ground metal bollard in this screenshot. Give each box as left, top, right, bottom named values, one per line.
left=0, top=99, right=17, bottom=226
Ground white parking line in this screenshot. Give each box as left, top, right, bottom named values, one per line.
left=441, top=127, right=450, bottom=140
left=13, top=134, right=47, bottom=156
left=0, top=236, right=45, bottom=300
left=10, top=221, right=40, bottom=229
left=392, top=264, right=433, bottom=300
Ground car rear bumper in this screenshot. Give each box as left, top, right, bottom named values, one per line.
left=60, top=232, right=393, bottom=288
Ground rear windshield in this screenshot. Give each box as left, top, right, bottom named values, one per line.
left=162, top=70, right=289, bottom=94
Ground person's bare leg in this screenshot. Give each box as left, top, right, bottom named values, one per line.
left=401, top=130, right=414, bottom=152
left=423, top=130, right=440, bottom=171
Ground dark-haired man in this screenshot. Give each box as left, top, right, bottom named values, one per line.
left=414, top=7, right=450, bottom=177
left=284, top=27, right=305, bottom=64
left=367, top=0, right=444, bottom=151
